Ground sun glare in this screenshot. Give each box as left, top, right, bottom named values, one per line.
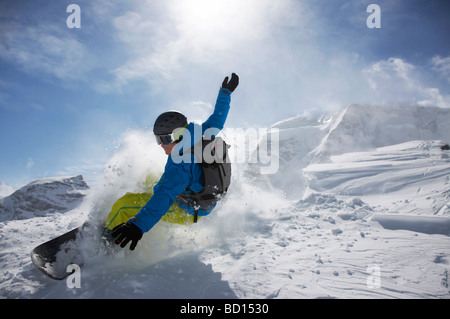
left=166, top=0, right=272, bottom=59
left=175, top=0, right=236, bottom=29
left=171, top=0, right=266, bottom=39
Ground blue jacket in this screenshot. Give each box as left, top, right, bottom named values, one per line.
left=130, top=88, right=232, bottom=233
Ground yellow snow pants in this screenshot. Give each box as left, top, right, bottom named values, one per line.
left=104, top=191, right=198, bottom=231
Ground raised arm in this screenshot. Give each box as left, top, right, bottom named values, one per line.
left=202, top=73, right=239, bottom=136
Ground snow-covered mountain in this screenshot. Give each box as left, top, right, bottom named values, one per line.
left=254, top=104, right=450, bottom=198
left=312, top=104, right=450, bottom=162
left=0, top=104, right=449, bottom=299
left=0, top=175, right=89, bottom=222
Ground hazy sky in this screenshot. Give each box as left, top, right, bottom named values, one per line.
left=1, top=0, right=449, bottom=190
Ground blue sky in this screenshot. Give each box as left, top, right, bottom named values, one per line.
left=1, top=0, right=450, bottom=192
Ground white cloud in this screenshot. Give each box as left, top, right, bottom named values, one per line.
left=0, top=23, right=91, bottom=81
left=417, top=87, right=450, bottom=109
left=364, top=58, right=416, bottom=88
left=26, top=158, right=34, bottom=169
left=432, top=55, right=450, bottom=82
left=363, top=57, right=450, bottom=108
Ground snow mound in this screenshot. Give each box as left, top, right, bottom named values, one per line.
left=0, top=175, right=89, bottom=222
left=372, top=214, right=450, bottom=236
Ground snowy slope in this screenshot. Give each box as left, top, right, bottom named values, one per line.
left=1, top=105, right=450, bottom=299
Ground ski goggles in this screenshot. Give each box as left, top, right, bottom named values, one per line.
left=155, top=133, right=176, bottom=145
left=155, top=127, right=186, bottom=145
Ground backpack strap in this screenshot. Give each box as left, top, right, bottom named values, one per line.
left=175, top=136, right=231, bottom=214
left=193, top=209, right=198, bottom=223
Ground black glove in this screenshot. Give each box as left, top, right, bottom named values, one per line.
left=111, top=222, right=143, bottom=250
left=221, top=73, right=239, bottom=93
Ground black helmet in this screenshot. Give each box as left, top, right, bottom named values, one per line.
left=153, top=111, right=188, bottom=145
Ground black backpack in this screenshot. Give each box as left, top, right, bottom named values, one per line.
left=176, top=136, right=231, bottom=222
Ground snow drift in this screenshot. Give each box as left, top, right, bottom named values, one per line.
left=1, top=104, right=450, bottom=299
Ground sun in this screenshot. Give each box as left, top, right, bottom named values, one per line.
left=168, top=0, right=265, bottom=54
left=174, top=0, right=236, bottom=30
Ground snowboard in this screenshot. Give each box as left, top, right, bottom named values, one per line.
left=30, top=223, right=88, bottom=280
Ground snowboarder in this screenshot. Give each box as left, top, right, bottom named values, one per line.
left=108, top=73, right=239, bottom=250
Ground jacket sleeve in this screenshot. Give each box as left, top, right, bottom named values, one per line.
left=129, top=157, right=191, bottom=233
left=201, top=88, right=231, bottom=137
